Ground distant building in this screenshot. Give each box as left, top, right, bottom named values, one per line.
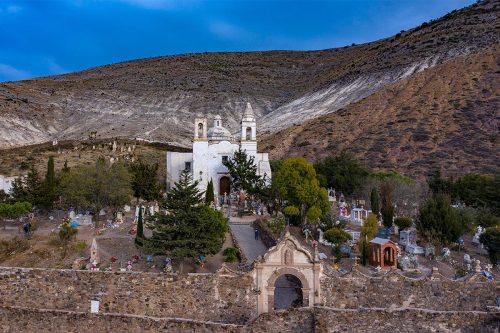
left=0, top=175, right=18, bottom=194
left=166, top=103, right=271, bottom=199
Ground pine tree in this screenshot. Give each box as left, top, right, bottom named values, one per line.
left=10, top=177, right=28, bottom=203
left=135, top=206, right=144, bottom=246
left=25, top=165, right=42, bottom=207
left=223, top=148, right=263, bottom=193
left=165, top=170, right=204, bottom=213
left=129, top=160, right=160, bottom=201
left=370, top=188, right=380, bottom=215
left=380, top=182, right=394, bottom=228
left=40, top=156, right=57, bottom=210
left=205, top=179, right=215, bottom=204
left=146, top=171, right=227, bottom=258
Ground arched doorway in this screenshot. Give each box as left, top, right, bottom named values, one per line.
left=384, top=247, right=395, bottom=266
left=274, top=274, right=303, bottom=310
left=220, top=176, right=230, bottom=195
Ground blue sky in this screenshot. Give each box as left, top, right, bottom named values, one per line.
left=0, top=0, right=476, bottom=82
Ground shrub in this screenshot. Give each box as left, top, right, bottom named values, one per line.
left=268, top=216, right=286, bottom=234
left=223, top=247, right=240, bottom=262
left=394, top=217, right=412, bottom=231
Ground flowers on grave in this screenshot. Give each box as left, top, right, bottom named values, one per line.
left=110, top=256, right=117, bottom=263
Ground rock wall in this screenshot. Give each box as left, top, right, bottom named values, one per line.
left=1, top=306, right=498, bottom=333
left=0, top=267, right=257, bottom=325
left=320, top=269, right=500, bottom=311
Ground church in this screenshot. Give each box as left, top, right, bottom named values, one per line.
left=166, top=103, right=272, bottom=199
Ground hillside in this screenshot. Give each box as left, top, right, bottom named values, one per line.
left=0, top=0, right=498, bottom=155
left=260, top=45, right=500, bottom=178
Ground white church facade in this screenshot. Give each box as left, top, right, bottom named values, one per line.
left=166, top=103, right=272, bottom=198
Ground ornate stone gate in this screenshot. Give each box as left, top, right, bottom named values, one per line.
left=253, top=231, right=322, bottom=314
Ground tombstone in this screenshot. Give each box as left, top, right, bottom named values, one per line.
left=123, top=205, right=131, bottom=212
left=127, top=146, right=131, bottom=152
left=149, top=205, right=154, bottom=216
left=472, top=226, right=484, bottom=245
left=90, top=300, right=100, bottom=314
left=90, top=238, right=99, bottom=264
left=99, top=209, right=106, bottom=216
left=464, top=253, right=472, bottom=264
left=424, top=244, right=435, bottom=257
left=318, top=229, right=332, bottom=246
left=346, top=230, right=360, bottom=243
left=134, top=206, right=140, bottom=222
left=116, top=212, right=123, bottom=223
left=69, top=210, right=76, bottom=220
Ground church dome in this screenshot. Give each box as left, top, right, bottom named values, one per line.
left=208, top=115, right=233, bottom=141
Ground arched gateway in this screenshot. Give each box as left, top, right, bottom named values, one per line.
left=253, top=230, right=322, bottom=314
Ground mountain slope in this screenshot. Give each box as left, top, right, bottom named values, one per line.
left=0, top=0, right=498, bottom=150
left=260, top=45, right=500, bottom=178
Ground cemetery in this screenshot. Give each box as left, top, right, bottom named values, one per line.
left=0, top=113, right=498, bottom=332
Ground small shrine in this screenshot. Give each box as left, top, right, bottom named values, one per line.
left=369, top=237, right=398, bottom=270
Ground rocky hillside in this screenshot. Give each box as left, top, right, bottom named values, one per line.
left=260, top=45, right=500, bottom=178
left=0, top=0, right=498, bottom=177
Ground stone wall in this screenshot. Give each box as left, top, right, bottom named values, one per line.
left=0, top=267, right=257, bottom=324
left=253, top=218, right=277, bottom=248
left=320, top=269, right=500, bottom=311
left=2, top=306, right=497, bottom=333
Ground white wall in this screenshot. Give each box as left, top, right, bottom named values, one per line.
left=0, top=175, right=17, bottom=194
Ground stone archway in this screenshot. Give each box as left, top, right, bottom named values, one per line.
left=253, top=231, right=322, bottom=314
left=273, top=274, right=303, bottom=310
left=267, top=267, right=310, bottom=312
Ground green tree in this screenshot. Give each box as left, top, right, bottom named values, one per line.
left=361, top=213, right=379, bottom=240
left=60, top=158, right=132, bottom=228
left=380, top=182, right=394, bottom=228
left=394, top=217, right=412, bottom=231
left=370, top=188, right=380, bottom=215
left=417, top=193, right=466, bottom=245
left=324, top=228, right=352, bottom=246
left=146, top=175, right=227, bottom=258
left=39, top=156, right=58, bottom=210
left=59, top=221, right=78, bottom=257
left=24, top=166, right=42, bottom=206
left=205, top=179, right=215, bottom=204
left=274, top=157, right=329, bottom=225
left=223, top=147, right=264, bottom=193
left=129, top=160, right=161, bottom=202
left=313, top=152, right=370, bottom=195
left=0, top=190, right=8, bottom=203
left=10, top=177, right=28, bottom=203
left=358, top=213, right=379, bottom=265
left=427, top=169, right=453, bottom=195
left=165, top=170, right=204, bottom=213
left=0, top=202, right=32, bottom=230
left=62, top=160, right=71, bottom=174
left=135, top=206, right=144, bottom=246
left=453, top=174, right=499, bottom=215
left=479, top=226, right=500, bottom=265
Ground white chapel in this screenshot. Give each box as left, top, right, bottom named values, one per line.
left=166, top=103, right=272, bottom=198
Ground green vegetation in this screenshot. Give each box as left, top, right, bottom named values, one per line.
left=358, top=213, right=379, bottom=265
left=60, top=158, right=132, bottom=227
left=129, top=160, right=161, bottom=202
left=59, top=221, right=78, bottom=257
left=313, top=152, right=369, bottom=195
left=205, top=179, right=215, bottom=204
left=394, top=217, right=412, bottom=231
left=223, top=247, right=239, bottom=262
left=223, top=148, right=264, bottom=194
left=135, top=206, right=144, bottom=246
left=417, top=193, right=467, bottom=245
left=479, top=226, right=500, bottom=265
left=0, top=201, right=32, bottom=230
left=370, top=188, right=380, bottom=215
left=146, top=171, right=227, bottom=258
left=273, top=157, right=329, bottom=225
left=268, top=215, right=286, bottom=234
left=380, top=182, right=394, bottom=228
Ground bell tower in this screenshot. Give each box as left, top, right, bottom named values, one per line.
left=194, top=117, right=208, bottom=141
left=240, top=102, right=257, bottom=155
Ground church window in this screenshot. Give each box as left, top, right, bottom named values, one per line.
left=246, top=127, right=252, bottom=140
left=222, top=156, right=229, bottom=164
left=198, top=123, right=204, bottom=138
left=217, top=120, right=220, bottom=126
left=184, top=162, right=191, bottom=172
